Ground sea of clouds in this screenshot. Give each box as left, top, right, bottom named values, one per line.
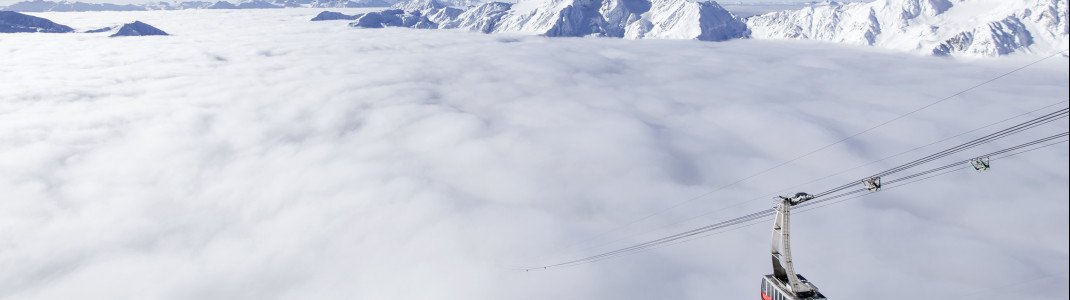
left=1, top=8, right=1068, bottom=300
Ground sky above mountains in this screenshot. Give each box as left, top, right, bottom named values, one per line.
left=1, top=0, right=867, bottom=9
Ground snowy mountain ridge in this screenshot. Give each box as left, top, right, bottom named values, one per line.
left=390, top=0, right=463, bottom=24
left=1, top=10, right=74, bottom=32
left=746, top=0, right=1069, bottom=56
left=87, top=20, right=170, bottom=36
left=386, top=0, right=749, bottom=40
left=6, top=0, right=1065, bottom=57
left=337, top=0, right=1064, bottom=56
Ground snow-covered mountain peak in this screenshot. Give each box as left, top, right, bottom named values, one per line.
left=1024, top=0, right=1068, bottom=44
left=893, top=0, right=952, bottom=19
left=491, top=0, right=604, bottom=36
left=390, top=0, right=464, bottom=23
left=391, top=0, right=447, bottom=10
left=490, top=0, right=747, bottom=40
left=443, top=1, right=513, bottom=32
left=624, top=0, right=749, bottom=40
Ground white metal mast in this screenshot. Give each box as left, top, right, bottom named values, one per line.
left=771, top=192, right=815, bottom=295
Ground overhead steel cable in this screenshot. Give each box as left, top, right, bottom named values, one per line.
left=526, top=208, right=777, bottom=270
left=812, top=107, right=1068, bottom=198
left=883, top=132, right=1068, bottom=182
left=645, top=137, right=1070, bottom=262
left=546, top=113, right=1068, bottom=266
left=567, top=137, right=1070, bottom=268
left=553, top=106, right=1068, bottom=258
left=864, top=108, right=1066, bottom=175
left=563, top=101, right=1070, bottom=256
left=802, top=131, right=1070, bottom=208
left=795, top=136, right=1070, bottom=213
left=536, top=51, right=1068, bottom=259
left=523, top=130, right=1070, bottom=271
left=744, top=100, right=1069, bottom=207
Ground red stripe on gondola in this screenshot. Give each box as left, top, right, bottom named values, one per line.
left=761, top=291, right=772, bottom=300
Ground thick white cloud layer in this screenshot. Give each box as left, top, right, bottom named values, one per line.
left=1, top=8, right=1068, bottom=300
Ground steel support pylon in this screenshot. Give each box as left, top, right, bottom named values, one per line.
left=771, top=193, right=814, bottom=295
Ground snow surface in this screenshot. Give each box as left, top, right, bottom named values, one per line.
left=443, top=1, right=511, bottom=32
left=620, top=0, right=748, bottom=40
left=1, top=8, right=1069, bottom=300
left=747, top=0, right=1070, bottom=57
left=389, top=0, right=461, bottom=24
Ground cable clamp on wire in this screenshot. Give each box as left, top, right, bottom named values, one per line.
left=779, top=192, right=814, bottom=206
left=863, top=176, right=882, bottom=191
left=971, top=156, right=991, bottom=171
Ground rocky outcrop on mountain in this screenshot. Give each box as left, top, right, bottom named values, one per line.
left=205, top=1, right=237, bottom=8
left=745, top=2, right=881, bottom=46
left=458, top=0, right=749, bottom=40
left=315, top=0, right=461, bottom=27
left=390, top=0, right=463, bottom=24
left=490, top=0, right=604, bottom=36
left=348, top=9, right=438, bottom=28
left=0, top=10, right=74, bottom=33
left=108, top=20, right=169, bottom=36
left=441, top=1, right=511, bottom=33
left=622, top=0, right=749, bottom=40
left=339, top=0, right=745, bottom=41
left=311, top=10, right=360, bottom=21
left=930, top=15, right=1033, bottom=56
left=85, top=20, right=170, bottom=36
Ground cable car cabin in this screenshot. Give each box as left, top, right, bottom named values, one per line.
left=761, top=274, right=826, bottom=300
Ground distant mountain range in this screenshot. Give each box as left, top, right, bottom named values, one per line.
left=0, top=0, right=395, bottom=11
left=4, top=0, right=1066, bottom=57
left=329, top=0, right=750, bottom=41
left=1, top=10, right=168, bottom=36
left=323, top=0, right=1066, bottom=57
left=747, top=0, right=1068, bottom=57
